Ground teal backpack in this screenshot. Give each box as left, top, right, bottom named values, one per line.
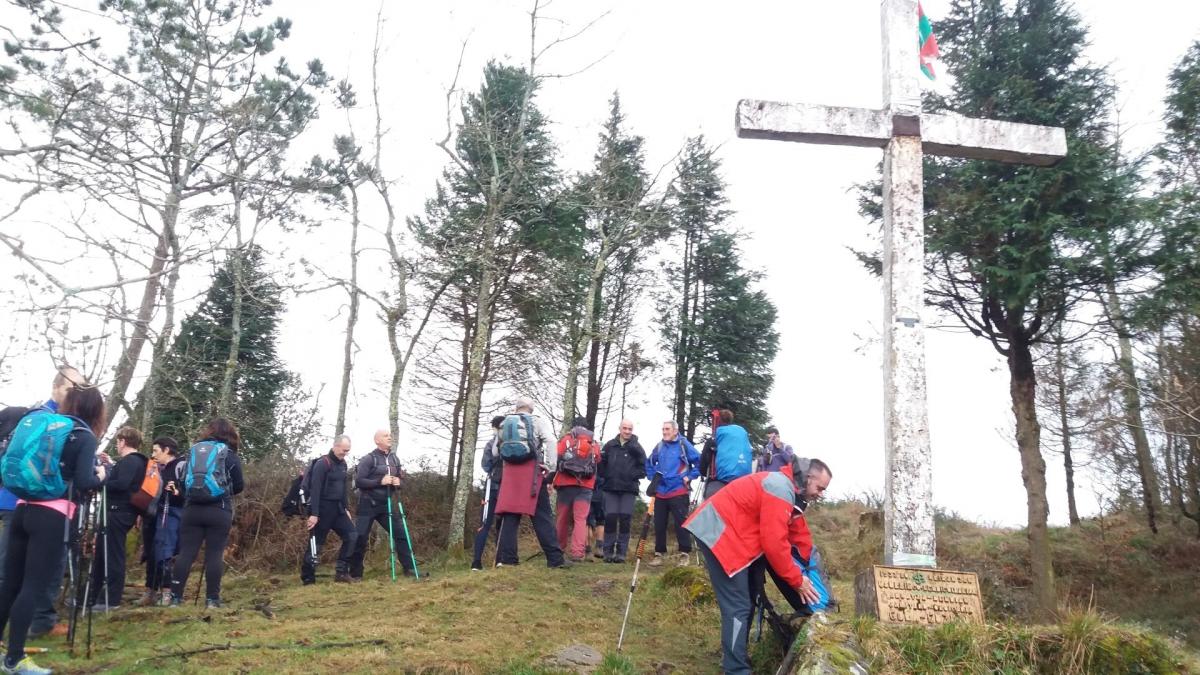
left=0, top=409, right=80, bottom=500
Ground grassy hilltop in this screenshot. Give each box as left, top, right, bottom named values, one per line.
left=25, top=499, right=1200, bottom=674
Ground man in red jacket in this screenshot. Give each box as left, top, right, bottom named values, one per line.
left=683, top=457, right=831, bottom=675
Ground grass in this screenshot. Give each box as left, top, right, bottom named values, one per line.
left=28, top=543, right=725, bottom=674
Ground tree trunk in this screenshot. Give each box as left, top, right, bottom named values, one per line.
left=1053, top=341, right=1080, bottom=525
left=446, top=213, right=497, bottom=553
left=1106, top=282, right=1161, bottom=533
left=335, top=187, right=362, bottom=437
left=563, top=260, right=605, bottom=432
left=673, top=232, right=694, bottom=432
left=217, top=247, right=244, bottom=416
left=106, top=191, right=179, bottom=424
left=1008, top=337, right=1057, bottom=621
left=139, top=233, right=181, bottom=439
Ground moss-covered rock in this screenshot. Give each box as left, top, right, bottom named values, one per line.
left=658, top=565, right=714, bottom=606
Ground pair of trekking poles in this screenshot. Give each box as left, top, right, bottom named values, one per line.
left=307, top=486, right=419, bottom=581
left=67, top=486, right=110, bottom=659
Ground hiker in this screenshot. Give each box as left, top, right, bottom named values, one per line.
left=598, top=419, right=646, bottom=563
left=87, top=426, right=150, bottom=611
left=139, top=437, right=183, bottom=606
left=683, top=458, right=826, bottom=675
left=349, top=429, right=416, bottom=580
left=645, top=420, right=700, bottom=568
left=0, top=382, right=106, bottom=675
left=552, top=417, right=599, bottom=563
left=0, top=365, right=90, bottom=641
left=698, top=409, right=753, bottom=499
left=170, top=418, right=245, bottom=608
left=471, top=416, right=506, bottom=571
left=757, top=425, right=794, bottom=473
left=748, top=458, right=834, bottom=615
left=587, top=475, right=605, bottom=560
left=301, top=435, right=357, bottom=584
left=493, top=398, right=568, bottom=568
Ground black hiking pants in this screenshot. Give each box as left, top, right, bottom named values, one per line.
left=348, top=493, right=413, bottom=578
left=0, top=504, right=69, bottom=665
left=88, top=505, right=136, bottom=607
left=495, top=482, right=565, bottom=567
left=302, top=500, right=357, bottom=583
left=471, top=480, right=501, bottom=569
left=171, top=503, right=232, bottom=602
left=653, top=494, right=692, bottom=554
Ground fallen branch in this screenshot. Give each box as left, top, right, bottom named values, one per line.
left=135, top=638, right=387, bottom=664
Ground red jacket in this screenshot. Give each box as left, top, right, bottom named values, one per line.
left=552, top=427, right=598, bottom=490
left=683, top=470, right=807, bottom=590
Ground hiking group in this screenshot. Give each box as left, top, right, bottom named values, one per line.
left=0, top=366, right=832, bottom=675
left=469, top=398, right=835, bottom=675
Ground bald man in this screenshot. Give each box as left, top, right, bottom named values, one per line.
left=348, top=429, right=415, bottom=580
left=597, top=419, right=647, bottom=562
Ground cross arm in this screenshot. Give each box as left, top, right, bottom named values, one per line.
left=736, top=100, right=892, bottom=148
left=921, top=113, right=1066, bottom=167
left=736, top=99, right=1068, bottom=167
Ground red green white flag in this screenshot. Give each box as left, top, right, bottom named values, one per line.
left=918, top=3, right=941, bottom=80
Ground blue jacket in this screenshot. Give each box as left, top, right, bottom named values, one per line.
left=646, top=436, right=700, bottom=499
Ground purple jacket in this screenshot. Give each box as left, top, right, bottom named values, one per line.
left=758, top=441, right=795, bottom=473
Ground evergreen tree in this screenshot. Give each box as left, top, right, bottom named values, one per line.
left=875, top=0, right=1138, bottom=619
left=140, top=246, right=290, bottom=460
left=660, top=137, right=778, bottom=439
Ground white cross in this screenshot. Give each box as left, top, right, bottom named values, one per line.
left=737, top=0, right=1067, bottom=567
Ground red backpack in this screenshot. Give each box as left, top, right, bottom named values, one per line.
left=560, top=431, right=597, bottom=478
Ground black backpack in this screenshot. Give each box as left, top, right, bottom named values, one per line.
left=281, top=456, right=327, bottom=517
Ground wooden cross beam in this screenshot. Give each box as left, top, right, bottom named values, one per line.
left=736, top=0, right=1067, bottom=568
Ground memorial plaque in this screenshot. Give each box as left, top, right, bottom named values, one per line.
left=855, top=565, right=984, bottom=626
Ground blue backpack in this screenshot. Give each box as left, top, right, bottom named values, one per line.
left=184, top=440, right=231, bottom=504
left=797, top=547, right=833, bottom=612
left=498, top=414, right=537, bottom=463
left=0, top=410, right=80, bottom=500
left=713, top=425, right=753, bottom=482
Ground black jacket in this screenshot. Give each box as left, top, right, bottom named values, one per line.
left=354, top=448, right=402, bottom=506
left=308, top=451, right=349, bottom=509
left=599, top=435, right=647, bottom=494
left=103, top=452, right=148, bottom=509
left=160, top=457, right=186, bottom=510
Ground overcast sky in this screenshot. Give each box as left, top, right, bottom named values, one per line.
left=2, top=0, right=1197, bottom=528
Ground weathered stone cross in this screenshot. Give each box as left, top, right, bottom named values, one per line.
left=737, top=0, right=1067, bottom=567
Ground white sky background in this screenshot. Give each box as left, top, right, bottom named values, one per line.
left=1, top=0, right=1197, bottom=527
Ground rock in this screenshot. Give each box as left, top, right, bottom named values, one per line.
left=658, top=565, right=714, bottom=605
left=546, top=643, right=603, bottom=673
left=591, top=578, right=615, bottom=596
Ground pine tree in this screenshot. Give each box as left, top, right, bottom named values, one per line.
left=140, top=246, right=290, bottom=460
left=661, top=137, right=779, bottom=439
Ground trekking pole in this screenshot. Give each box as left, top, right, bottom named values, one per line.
left=194, top=563, right=205, bottom=607
left=480, top=476, right=492, bottom=528
left=385, top=489, right=397, bottom=582
left=68, top=495, right=94, bottom=654
left=617, top=496, right=655, bottom=652
left=100, top=485, right=109, bottom=614
left=394, top=488, right=420, bottom=579
left=617, top=474, right=660, bottom=653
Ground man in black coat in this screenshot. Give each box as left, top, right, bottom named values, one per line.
left=598, top=420, right=647, bottom=562
left=300, top=435, right=357, bottom=585
left=348, top=429, right=415, bottom=579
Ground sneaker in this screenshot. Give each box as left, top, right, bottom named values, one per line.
left=613, top=553, right=626, bottom=563
left=470, top=565, right=483, bottom=571
left=1, top=655, right=51, bottom=674
left=348, top=576, right=363, bottom=583
left=647, top=553, right=665, bottom=567
left=603, top=552, right=615, bottom=563
left=168, top=594, right=183, bottom=608
left=677, top=552, right=692, bottom=567
left=334, top=572, right=352, bottom=584
left=88, top=603, right=121, bottom=613
left=592, top=544, right=605, bottom=559
left=158, top=590, right=173, bottom=607
left=205, top=599, right=221, bottom=610
left=568, top=555, right=585, bottom=564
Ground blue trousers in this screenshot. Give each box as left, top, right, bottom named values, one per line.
left=698, top=541, right=752, bottom=675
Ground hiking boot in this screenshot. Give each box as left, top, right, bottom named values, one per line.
left=158, top=590, right=173, bottom=607
left=2, top=655, right=51, bottom=674
left=677, top=552, right=692, bottom=567
left=592, top=543, right=605, bottom=559
left=348, top=576, right=363, bottom=583
left=137, top=589, right=156, bottom=607
left=334, top=572, right=353, bottom=583
left=205, top=599, right=221, bottom=610
left=647, top=553, right=665, bottom=567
